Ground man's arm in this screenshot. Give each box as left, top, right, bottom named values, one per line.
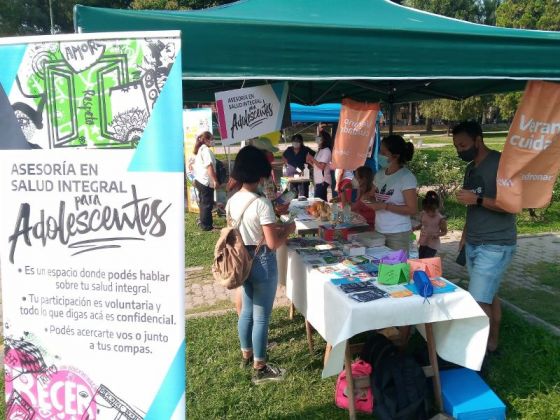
left=455, top=189, right=509, bottom=213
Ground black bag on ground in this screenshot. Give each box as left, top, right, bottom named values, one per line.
left=360, top=332, right=428, bottom=420
left=372, top=354, right=428, bottom=420
left=360, top=332, right=398, bottom=370
left=215, top=159, right=228, bottom=186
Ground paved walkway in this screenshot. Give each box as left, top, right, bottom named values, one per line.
left=186, top=231, right=560, bottom=318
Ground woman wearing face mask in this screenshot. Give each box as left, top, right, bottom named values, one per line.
left=226, top=145, right=295, bottom=384
left=306, top=130, right=333, bottom=201
left=282, top=134, right=315, bottom=197
left=366, top=135, right=417, bottom=252
left=193, top=131, right=219, bottom=231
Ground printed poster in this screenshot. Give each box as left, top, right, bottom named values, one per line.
left=496, top=81, right=560, bottom=213
left=184, top=107, right=213, bottom=213
left=215, top=82, right=290, bottom=145
left=332, top=99, right=379, bottom=170
left=0, top=32, right=185, bottom=419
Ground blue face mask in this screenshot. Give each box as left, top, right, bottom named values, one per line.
left=378, top=155, right=390, bottom=169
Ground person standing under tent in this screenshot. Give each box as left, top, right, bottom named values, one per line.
left=366, top=135, right=418, bottom=252
left=193, top=131, right=219, bottom=231
left=453, top=120, right=516, bottom=355
left=226, top=145, right=295, bottom=384
left=282, top=134, right=315, bottom=197
left=306, top=130, right=332, bottom=201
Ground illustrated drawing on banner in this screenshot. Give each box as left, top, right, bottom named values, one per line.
left=0, top=31, right=185, bottom=420
left=332, top=98, right=379, bottom=170
left=496, top=80, right=560, bottom=213
left=215, top=82, right=290, bottom=145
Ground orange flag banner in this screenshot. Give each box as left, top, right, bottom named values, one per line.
left=496, top=81, right=560, bottom=213
left=332, top=99, right=379, bottom=170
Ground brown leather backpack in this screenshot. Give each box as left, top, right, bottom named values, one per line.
left=212, top=195, right=264, bottom=289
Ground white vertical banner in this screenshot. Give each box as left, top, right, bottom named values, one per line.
left=0, top=32, right=185, bottom=419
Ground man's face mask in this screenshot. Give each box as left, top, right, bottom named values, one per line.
left=293, top=142, right=301, bottom=149
left=457, top=145, right=478, bottom=162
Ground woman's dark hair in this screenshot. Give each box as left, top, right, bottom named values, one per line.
left=193, top=131, right=213, bottom=155
left=382, top=134, right=414, bottom=164
left=422, top=190, right=440, bottom=211
left=318, top=130, right=332, bottom=150
left=231, top=145, right=272, bottom=184
left=291, top=134, right=304, bottom=144
left=355, top=166, right=374, bottom=195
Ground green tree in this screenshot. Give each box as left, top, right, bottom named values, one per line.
left=0, top=0, right=132, bottom=36
left=496, top=0, right=560, bottom=30
left=131, top=0, right=234, bottom=10
left=419, top=96, right=492, bottom=131
left=493, top=1, right=560, bottom=121
left=403, top=0, right=481, bottom=22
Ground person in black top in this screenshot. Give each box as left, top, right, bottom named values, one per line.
left=282, top=134, right=315, bottom=197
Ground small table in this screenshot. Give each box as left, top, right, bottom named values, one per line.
left=281, top=176, right=311, bottom=197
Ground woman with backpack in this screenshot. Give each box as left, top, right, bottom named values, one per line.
left=193, top=131, right=219, bottom=231
left=226, top=145, right=295, bottom=384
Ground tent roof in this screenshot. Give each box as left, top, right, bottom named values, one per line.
left=75, top=0, right=560, bottom=104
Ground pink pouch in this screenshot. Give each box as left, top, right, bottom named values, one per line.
left=334, top=360, right=374, bottom=414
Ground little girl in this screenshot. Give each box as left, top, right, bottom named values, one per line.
left=418, top=191, right=447, bottom=258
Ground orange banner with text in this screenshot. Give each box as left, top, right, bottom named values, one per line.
left=332, top=99, right=379, bottom=170
left=496, top=81, right=560, bottom=213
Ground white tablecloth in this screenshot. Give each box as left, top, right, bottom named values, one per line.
left=280, top=248, right=489, bottom=378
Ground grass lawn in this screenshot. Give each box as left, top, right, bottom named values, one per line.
left=186, top=307, right=560, bottom=419
left=185, top=212, right=226, bottom=268
left=501, top=260, right=560, bottom=328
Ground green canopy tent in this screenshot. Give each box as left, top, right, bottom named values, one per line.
left=74, top=0, right=560, bottom=111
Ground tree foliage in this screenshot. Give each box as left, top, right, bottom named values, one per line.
left=419, top=96, right=492, bottom=125
left=131, top=0, right=235, bottom=10
left=0, top=0, right=132, bottom=35
left=496, top=0, right=560, bottom=30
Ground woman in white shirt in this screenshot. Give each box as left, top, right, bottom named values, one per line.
left=193, top=131, right=219, bottom=231
left=306, top=130, right=332, bottom=201
left=366, top=135, right=418, bottom=252
left=226, top=145, right=295, bottom=385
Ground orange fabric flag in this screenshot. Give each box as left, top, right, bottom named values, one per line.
left=496, top=81, right=560, bottom=213
left=332, top=99, right=379, bottom=170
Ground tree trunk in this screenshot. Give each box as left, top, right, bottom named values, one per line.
left=425, top=118, right=433, bottom=132
left=408, top=102, right=413, bottom=126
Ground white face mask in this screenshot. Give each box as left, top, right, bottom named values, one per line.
left=351, top=177, right=360, bottom=189
left=292, top=142, right=301, bottom=149
left=315, top=136, right=322, bottom=144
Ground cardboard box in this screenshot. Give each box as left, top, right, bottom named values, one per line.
left=440, top=368, right=506, bottom=420
left=319, top=225, right=349, bottom=241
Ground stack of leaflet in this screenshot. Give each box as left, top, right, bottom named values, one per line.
left=348, top=231, right=386, bottom=248
left=365, top=246, right=394, bottom=260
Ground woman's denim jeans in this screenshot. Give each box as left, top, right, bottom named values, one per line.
left=238, top=246, right=278, bottom=361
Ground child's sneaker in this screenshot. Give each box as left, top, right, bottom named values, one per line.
left=252, top=364, right=286, bottom=385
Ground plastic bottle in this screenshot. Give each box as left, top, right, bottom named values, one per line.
left=331, top=203, right=339, bottom=223
left=303, top=164, right=310, bottom=179
left=309, top=183, right=315, bottom=200
left=343, top=202, right=351, bottom=224
left=282, top=164, right=288, bottom=177
left=409, top=232, right=419, bottom=259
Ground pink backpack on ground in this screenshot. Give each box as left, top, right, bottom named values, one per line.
left=334, top=360, right=374, bottom=414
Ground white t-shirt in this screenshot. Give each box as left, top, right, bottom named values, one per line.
left=313, top=148, right=332, bottom=185
left=373, top=167, right=417, bottom=234
left=194, top=144, right=216, bottom=187
left=225, top=191, right=276, bottom=245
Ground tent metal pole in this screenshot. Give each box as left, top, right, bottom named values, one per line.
left=389, top=103, right=394, bottom=135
